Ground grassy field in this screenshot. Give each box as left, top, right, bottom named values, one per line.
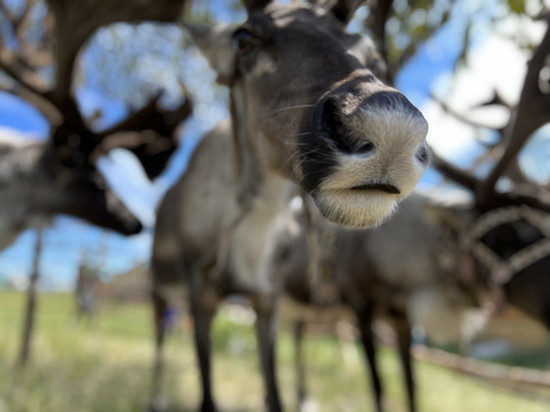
left=0, top=290, right=549, bottom=412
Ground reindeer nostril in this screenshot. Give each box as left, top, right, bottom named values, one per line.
left=415, top=145, right=430, bottom=165
left=356, top=141, right=374, bottom=154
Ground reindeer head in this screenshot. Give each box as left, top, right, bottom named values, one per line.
left=184, top=0, right=429, bottom=227
left=39, top=122, right=143, bottom=236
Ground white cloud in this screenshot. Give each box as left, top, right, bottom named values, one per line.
left=423, top=100, right=479, bottom=158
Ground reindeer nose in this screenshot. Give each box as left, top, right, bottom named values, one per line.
left=317, top=97, right=376, bottom=156
left=125, top=220, right=143, bottom=235
left=357, top=89, right=428, bottom=147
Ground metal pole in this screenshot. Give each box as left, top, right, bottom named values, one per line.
left=18, top=227, right=43, bottom=366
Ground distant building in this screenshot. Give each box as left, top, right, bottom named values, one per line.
left=102, top=263, right=151, bottom=303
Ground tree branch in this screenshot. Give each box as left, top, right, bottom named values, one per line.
left=46, top=0, right=188, bottom=107
left=366, top=1, right=393, bottom=61
left=431, top=93, right=505, bottom=132
left=432, top=152, right=550, bottom=212
left=0, top=47, right=60, bottom=123
left=13, top=0, right=33, bottom=40
left=0, top=48, right=47, bottom=95
left=0, top=82, right=61, bottom=124
left=431, top=152, right=477, bottom=192
left=0, top=2, right=17, bottom=25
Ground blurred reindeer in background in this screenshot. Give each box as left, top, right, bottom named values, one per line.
left=0, top=0, right=192, bottom=366
left=276, top=193, right=487, bottom=412
left=150, top=0, right=430, bottom=410
left=429, top=11, right=550, bottom=330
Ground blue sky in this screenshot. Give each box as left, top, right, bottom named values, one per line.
left=0, top=0, right=543, bottom=290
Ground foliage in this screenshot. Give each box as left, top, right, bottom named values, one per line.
left=378, top=0, right=548, bottom=78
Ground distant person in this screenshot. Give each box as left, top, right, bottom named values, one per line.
left=74, top=259, right=101, bottom=323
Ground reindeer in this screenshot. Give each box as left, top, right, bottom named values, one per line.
left=181, top=0, right=430, bottom=229
left=280, top=17, right=550, bottom=410
left=150, top=1, right=430, bottom=410
left=275, top=193, right=486, bottom=412
left=424, top=172, right=550, bottom=331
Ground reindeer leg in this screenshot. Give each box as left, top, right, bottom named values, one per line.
left=356, top=302, right=383, bottom=412
left=293, top=319, right=307, bottom=410
left=150, top=290, right=168, bottom=412
left=190, top=295, right=218, bottom=412
left=390, top=311, right=416, bottom=412
left=253, top=297, right=283, bottom=412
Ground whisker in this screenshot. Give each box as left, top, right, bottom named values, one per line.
left=279, top=140, right=312, bottom=147
left=285, top=146, right=335, bottom=173
left=261, top=104, right=316, bottom=117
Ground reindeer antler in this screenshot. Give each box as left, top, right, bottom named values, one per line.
left=0, top=0, right=190, bottom=178
left=95, top=90, right=194, bottom=179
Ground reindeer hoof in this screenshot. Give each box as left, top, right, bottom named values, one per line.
left=200, top=400, right=217, bottom=412
left=300, top=398, right=320, bottom=412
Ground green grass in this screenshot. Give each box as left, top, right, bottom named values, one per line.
left=0, top=290, right=549, bottom=411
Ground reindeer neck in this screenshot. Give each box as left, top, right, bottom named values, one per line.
left=252, top=169, right=295, bottom=209
left=225, top=166, right=297, bottom=294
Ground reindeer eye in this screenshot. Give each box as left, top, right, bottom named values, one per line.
left=233, top=28, right=259, bottom=55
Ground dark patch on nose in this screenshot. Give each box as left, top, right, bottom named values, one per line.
left=320, top=98, right=351, bottom=153
left=350, top=183, right=400, bottom=194
left=298, top=104, right=339, bottom=193
left=318, top=97, right=375, bottom=155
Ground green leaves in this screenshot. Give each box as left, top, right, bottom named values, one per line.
left=507, top=0, right=526, bottom=15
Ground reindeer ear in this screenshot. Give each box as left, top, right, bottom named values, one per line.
left=242, top=0, right=271, bottom=14
left=327, top=0, right=364, bottom=25
left=181, top=23, right=236, bottom=86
